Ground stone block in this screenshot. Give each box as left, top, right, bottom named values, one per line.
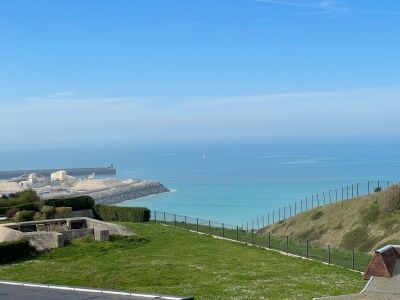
left=94, top=227, right=109, bottom=241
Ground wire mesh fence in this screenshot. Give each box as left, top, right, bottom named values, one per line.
left=151, top=210, right=372, bottom=272
left=246, top=180, right=397, bottom=229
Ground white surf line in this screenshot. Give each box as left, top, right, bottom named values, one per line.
left=0, top=280, right=187, bottom=299
left=162, top=224, right=363, bottom=274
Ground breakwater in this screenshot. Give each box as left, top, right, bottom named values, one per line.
left=88, top=180, right=169, bottom=205
left=0, top=167, right=116, bottom=180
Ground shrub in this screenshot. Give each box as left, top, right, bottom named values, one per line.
left=41, top=205, right=56, bottom=219
left=0, top=189, right=39, bottom=208
left=14, top=210, right=35, bottom=222
left=4, top=208, right=20, bottom=218
left=375, top=186, right=382, bottom=193
left=55, top=207, right=73, bottom=218
left=93, top=205, right=150, bottom=222
left=33, top=212, right=43, bottom=221
left=0, top=203, right=38, bottom=215
left=43, top=196, right=94, bottom=211
left=0, top=239, right=36, bottom=264
left=380, top=185, right=400, bottom=214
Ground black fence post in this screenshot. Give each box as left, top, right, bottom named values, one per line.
left=272, top=211, right=275, bottom=223
left=196, top=218, right=199, bottom=232
left=251, top=229, right=254, bottom=244
left=335, top=189, right=338, bottom=202
left=222, top=223, right=225, bottom=238
left=351, top=184, right=354, bottom=198
left=236, top=226, right=239, bottom=241
left=328, top=245, right=331, bottom=264
left=352, top=250, right=355, bottom=270
left=208, top=220, right=211, bottom=235
left=154, top=211, right=157, bottom=223
left=346, top=186, right=349, bottom=200
left=174, top=214, right=176, bottom=227
left=306, top=240, right=309, bottom=258
left=341, top=187, right=344, bottom=201
left=268, top=232, right=271, bottom=249
left=286, top=236, right=289, bottom=255
left=323, top=192, right=326, bottom=205
left=368, top=181, right=370, bottom=195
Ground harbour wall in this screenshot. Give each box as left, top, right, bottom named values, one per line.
left=0, top=167, right=116, bottom=180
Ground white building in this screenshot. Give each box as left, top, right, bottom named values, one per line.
left=51, top=170, right=67, bottom=182
left=28, top=173, right=38, bottom=185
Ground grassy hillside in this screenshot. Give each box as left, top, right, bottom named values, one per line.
left=0, top=222, right=363, bottom=299
left=263, top=185, right=400, bottom=253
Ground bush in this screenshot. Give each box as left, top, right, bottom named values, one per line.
left=33, top=212, right=43, bottom=221
left=43, top=196, right=94, bottom=211
left=55, top=207, right=73, bottom=218
left=14, top=210, right=35, bottom=222
left=375, top=186, right=382, bottom=193
left=0, top=239, right=36, bottom=264
left=0, top=189, right=39, bottom=208
left=4, top=208, right=20, bottom=218
left=93, top=205, right=150, bottom=222
left=0, top=202, right=38, bottom=215
left=41, top=205, right=56, bottom=219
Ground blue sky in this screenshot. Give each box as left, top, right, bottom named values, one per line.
left=1, top=0, right=399, bottom=146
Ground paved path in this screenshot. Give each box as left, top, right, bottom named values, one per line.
left=0, top=281, right=193, bottom=300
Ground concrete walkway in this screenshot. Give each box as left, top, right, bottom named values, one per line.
left=0, top=281, right=193, bottom=300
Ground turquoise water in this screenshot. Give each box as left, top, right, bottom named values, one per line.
left=1, top=141, right=399, bottom=225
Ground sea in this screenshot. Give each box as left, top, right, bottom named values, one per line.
left=1, top=140, right=399, bottom=225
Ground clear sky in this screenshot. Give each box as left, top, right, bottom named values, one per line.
left=1, top=0, right=399, bottom=146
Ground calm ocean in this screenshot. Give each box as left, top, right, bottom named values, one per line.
left=1, top=140, right=399, bottom=225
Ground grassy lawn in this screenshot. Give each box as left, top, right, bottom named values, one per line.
left=0, top=222, right=365, bottom=299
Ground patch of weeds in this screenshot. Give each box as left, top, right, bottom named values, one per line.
left=360, top=201, right=380, bottom=225
left=296, top=226, right=326, bottom=241
left=340, top=226, right=379, bottom=251
left=310, top=210, right=324, bottom=221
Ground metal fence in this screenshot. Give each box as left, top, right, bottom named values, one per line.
left=246, top=180, right=396, bottom=230
left=151, top=210, right=371, bottom=272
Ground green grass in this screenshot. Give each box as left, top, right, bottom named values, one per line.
left=0, top=222, right=365, bottom=299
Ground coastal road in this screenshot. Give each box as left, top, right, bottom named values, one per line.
left=0, top=281, right=194, bottom=300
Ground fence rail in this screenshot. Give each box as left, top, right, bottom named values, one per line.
left=151, top=210, right=371, bottom=272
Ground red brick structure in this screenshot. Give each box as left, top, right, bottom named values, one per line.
left=364, top=245, right=400, bottom=280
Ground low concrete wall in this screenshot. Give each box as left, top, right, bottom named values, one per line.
left=24, top=231, right=64, bottom=251
left=61, top=228, right=94, bottom=241
left=86, top=218, right=134, bottom=236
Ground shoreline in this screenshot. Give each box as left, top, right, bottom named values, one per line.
left=116, top=188, right=177, bottom=205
